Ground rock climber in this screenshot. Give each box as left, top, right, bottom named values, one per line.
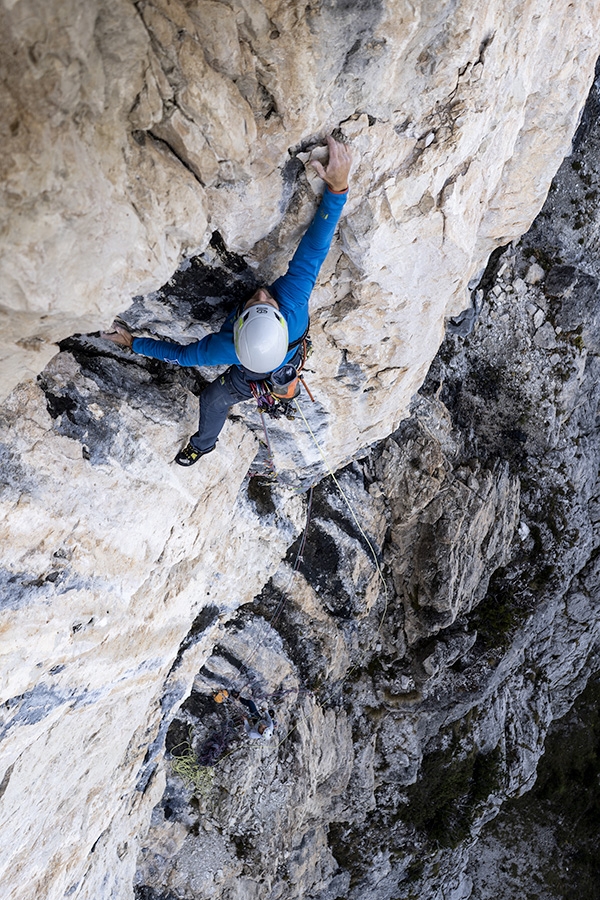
left=234, top=692, right=276, bottom=741
left=102, top=135, right=352, bottom=466
left=213, top=688, right=276, bottom=740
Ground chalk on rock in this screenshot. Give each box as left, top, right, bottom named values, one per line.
left=525, top=262, right=545, bottom=284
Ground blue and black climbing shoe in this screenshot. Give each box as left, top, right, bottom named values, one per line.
left=174, top=442, right=215, bottom=467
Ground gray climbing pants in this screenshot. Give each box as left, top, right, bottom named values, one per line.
left=189, top=366, right=254, bottom=453
left=189, top=347, right=304, bottom=453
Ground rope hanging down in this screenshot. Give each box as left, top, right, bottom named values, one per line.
left=247, top=384, right=389, bottom=630
left=293, top=398, right=389, bottom=631
left=183, top=428, right=390, bottom=777
left=248, top=343, right=315, bottom=481
left=204, top=391, right=390, bottom=765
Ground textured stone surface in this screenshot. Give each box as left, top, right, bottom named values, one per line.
left=134, top=66, right=600, bottom=900
left=2, top=3, right=600, bottom=900
left=2, top=0, right=600, bottom=429
left=465, top=672, right=600, bottom=899
left=375, top=406, right=520, bottom=644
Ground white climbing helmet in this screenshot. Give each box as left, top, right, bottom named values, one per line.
left=234, top=304, right=289, bottom=373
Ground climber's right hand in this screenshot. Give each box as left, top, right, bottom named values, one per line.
left=101, top=322, right=133, bottom=350
left=311, top=135, right=352, bottom=193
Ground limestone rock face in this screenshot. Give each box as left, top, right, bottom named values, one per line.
left=375, top=408, right=520, bottom=644
left=2, top=0, right=600, bottom=433
left=2, top=3, right=600, bottom=900
left=0, top=354, right=306, bottom=900
left=0, top=0, right=209, bottom=388
left=465, top=672, right=600, bottom=898
left=135, top=71, right=600, bottom=898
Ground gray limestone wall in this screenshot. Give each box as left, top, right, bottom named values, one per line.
left=2, top=4, right=600, bottom=900
left=134, top=61, right=600, bottom=900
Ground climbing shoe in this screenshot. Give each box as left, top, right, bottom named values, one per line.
left=174, top=442, right=215, bottom=467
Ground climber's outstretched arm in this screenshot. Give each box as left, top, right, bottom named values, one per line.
left=270, top=136, right=352, bottom=314
left=101, top=136, right=353, bottom=362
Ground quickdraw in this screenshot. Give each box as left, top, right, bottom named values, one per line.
left=249, top=338, right=314, bottom=420
left=247, top=339, right=315, bottom=480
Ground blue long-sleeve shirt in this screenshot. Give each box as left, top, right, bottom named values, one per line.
left=131, top=186, right=348, bottom=371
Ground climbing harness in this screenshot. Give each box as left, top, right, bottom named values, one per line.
left=248, top=338, right=315, bottom=480
left=250, top=338, right=314, bottom=416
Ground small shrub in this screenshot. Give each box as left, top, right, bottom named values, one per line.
left=471, top=568, right=526, bottom=651
left=400, top=741, right=503, bottom=848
